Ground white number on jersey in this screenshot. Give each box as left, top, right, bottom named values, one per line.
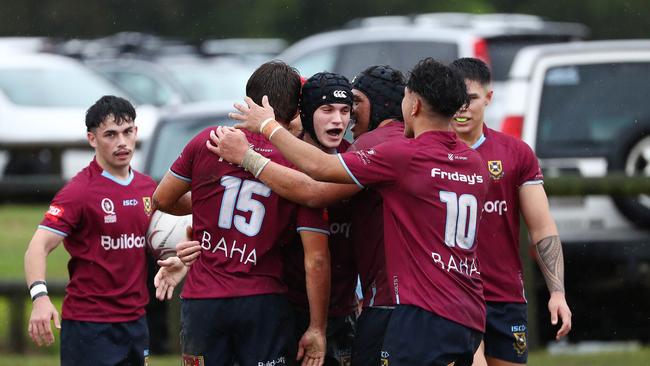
left=440, top=191, right=478, bottom=250
left=218, top=176, right=271, bottom=236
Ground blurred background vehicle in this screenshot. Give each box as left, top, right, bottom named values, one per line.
left=279, top=13, right=588, bottom=130
left=503, top=39, right=650, bottom=343
left=0, top=52, right=158, bottom=187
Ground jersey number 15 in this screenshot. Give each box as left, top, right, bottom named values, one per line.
left=218, top=176, right=271, bottom=237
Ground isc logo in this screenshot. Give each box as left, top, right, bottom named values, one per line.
left=123, top=199, right=139, bottom=206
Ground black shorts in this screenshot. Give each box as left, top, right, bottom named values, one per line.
left=60, top=316, right=149, bottom=366
left=484, top=301, right=528, bottom=364
left=181, top=294, right=293, bottom=366
left=381, top=305, right=482, bottom=366
left=351, top=307, right=393, bottom=366
left=289, top=306, right=356, bottom=366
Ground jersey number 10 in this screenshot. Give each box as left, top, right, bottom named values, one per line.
left=218, top=176, right=271, bottom=237
left=440, top=191, right=478, bottom=250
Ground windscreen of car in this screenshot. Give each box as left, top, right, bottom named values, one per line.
left=146, top=115, right=236, bottom=181
left=290, top=46, right=339, bottom=78
left=535, top=62, right=650, bottom=158
left=0, top=68, right=122, bottom=107
left=337, top=41, right=458, bottom=79
left=486, top=36, right=574, bottom=81
left=105, top=70, right=177, bottom=107
left=163, top=61, right=252, bottom=103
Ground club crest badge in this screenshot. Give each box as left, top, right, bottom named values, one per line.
left=513, top=331, right=527, bottom=356
left=488, top=160, right=504, bottom=180
left=143, top=196, right=153, bottom=216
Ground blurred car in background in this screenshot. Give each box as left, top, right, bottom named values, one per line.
left=85, top=58, right=191, bottom=107
left=0, top=52, right=158, bottom=193
left=143, top=102, right=237, bottom=181
left=503, top=39, right=650, bottom=343
left=279, top=12, right=588, bottom=130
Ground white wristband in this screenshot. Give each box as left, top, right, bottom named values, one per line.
left=30, top=283, right=48, bottom=299
left=259, top=118, right=275, bottom=134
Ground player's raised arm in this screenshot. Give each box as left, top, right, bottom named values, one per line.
left=207, top=127, right=360, bottom=208
left=24, top=229, right=63, bottom=346
left=226, top=96, right=352, bottom=184
left=520, top=184, right=572, bottom=339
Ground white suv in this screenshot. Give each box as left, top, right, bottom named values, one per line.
left=278, top=12, right=587, bottom=130
left=503, top=40, right=650, bottom=343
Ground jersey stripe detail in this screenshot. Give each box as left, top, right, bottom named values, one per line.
left=337, top=153, right=364, bottom=189
left=38, top=225, right=68, bottom=237
left=169, top=169, right=192, bottom=183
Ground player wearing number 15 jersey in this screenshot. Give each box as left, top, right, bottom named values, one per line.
left=153, top=61, right=330, bottom=366
left=220, top=58, right=489, bottom=366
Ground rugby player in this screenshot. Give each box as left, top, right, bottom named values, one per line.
left=449, top=57, right=572, bottom=366
left=24, top=96, right=166, bottom=366
left=153, top=61, right=330, bottom=366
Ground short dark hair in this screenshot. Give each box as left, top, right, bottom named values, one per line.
left=85, top=95, right=136, bottom=131
left=407, top=58, right=468, bottom=118
left=246, top=60, right=301, bottom=123
left=449, top=58, right=491, bottom=86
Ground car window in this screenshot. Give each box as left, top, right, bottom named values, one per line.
left=535, top=62, right=650, bottom=158
left=291, top=46, right=338, bottom=77
left=146, top=115, right=236, bottom=181
left=107, top=71, right=176, bottom=106
left=163, top=62, right=252, bottom=103
left=486, top=36, right=573, bottom=81
left=0, top=68, right=121, bottom=107
left=337, top=41, right=458, bottom=79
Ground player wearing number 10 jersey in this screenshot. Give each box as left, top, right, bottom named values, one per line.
left=153, top=61, right=330, bottom=366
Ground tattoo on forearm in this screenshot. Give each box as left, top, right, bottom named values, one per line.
left=535, top=235, right=565, bottom=293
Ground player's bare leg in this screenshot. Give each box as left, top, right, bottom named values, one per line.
left=472, top=340, right=488, bottom=366
left=485, top=356, right=526, bottom=366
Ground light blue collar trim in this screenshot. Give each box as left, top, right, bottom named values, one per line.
left=471, top=134, right=486, bottom=150
left=102, top=169, right=134, bottom=186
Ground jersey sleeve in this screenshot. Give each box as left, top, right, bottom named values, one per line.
left=38, top=183, right=83, bottom=237
left=296, top=206, right=329, bottom=236
left=169, top=133, right=201, bottom=182
left=517, top=141, right=544, bottom=187
left=337, top=140, right=410, bottom=189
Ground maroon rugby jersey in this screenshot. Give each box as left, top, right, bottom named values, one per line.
left=473, top=126, right=544, bottom=303
left=340, top=131, right=489, bottom=331
left=170, top=128, right=327, bottom=299
left=347, top=121, right=406, bottom=307
left=39, top=158, right=156, bottom=322
left=285, top=140, right=358, bottom=317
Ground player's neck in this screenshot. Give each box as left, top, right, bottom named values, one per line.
left=96, top=156, right=131, bottom=180
left=413, top=116, right=452, bottom=137
left=457, top=126, right=484, bottom=147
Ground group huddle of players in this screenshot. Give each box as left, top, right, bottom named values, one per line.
left=25, top=56, right=571, bottom=366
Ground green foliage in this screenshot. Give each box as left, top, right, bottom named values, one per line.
left=0, top=0, right=647, bottom=41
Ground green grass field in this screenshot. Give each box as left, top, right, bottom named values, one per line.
left=1, top=204, right=649, bottom=365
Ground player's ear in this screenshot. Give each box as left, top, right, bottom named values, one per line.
left=87, top=131, right=97, bottom=148
left=485, top=89, right=494, bottom=106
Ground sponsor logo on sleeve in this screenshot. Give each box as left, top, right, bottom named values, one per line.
left=45, top=205, right=64, bottom=222
left=488, top=160, right=504, bottom=180
left=101, top=198, right=117, bottom=223
left=354, top=149, right=375, bottom=165
left=142, top=196, right=153, bottom=216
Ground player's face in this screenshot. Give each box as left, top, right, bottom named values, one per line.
left=351, top=89, right=371, bottom=139
left=312, top=103, right=351, bottom=149
left=452, top=79, right=492, bottom=137
left=402, top=87, right=415, bottom=138
left=87, top=115, right=137, bottom=172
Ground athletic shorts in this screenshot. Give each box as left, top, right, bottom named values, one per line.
left=289, top=306, right=356, bottom=366
left=351, top=307, right=393, bottom=366
left=380, top=305, right=482, bottom=366
left=60, top=316, right=149, bottom=366
left=484, top=301, right=528, bottom=364
left=181, top=294, right=293, bottom=366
